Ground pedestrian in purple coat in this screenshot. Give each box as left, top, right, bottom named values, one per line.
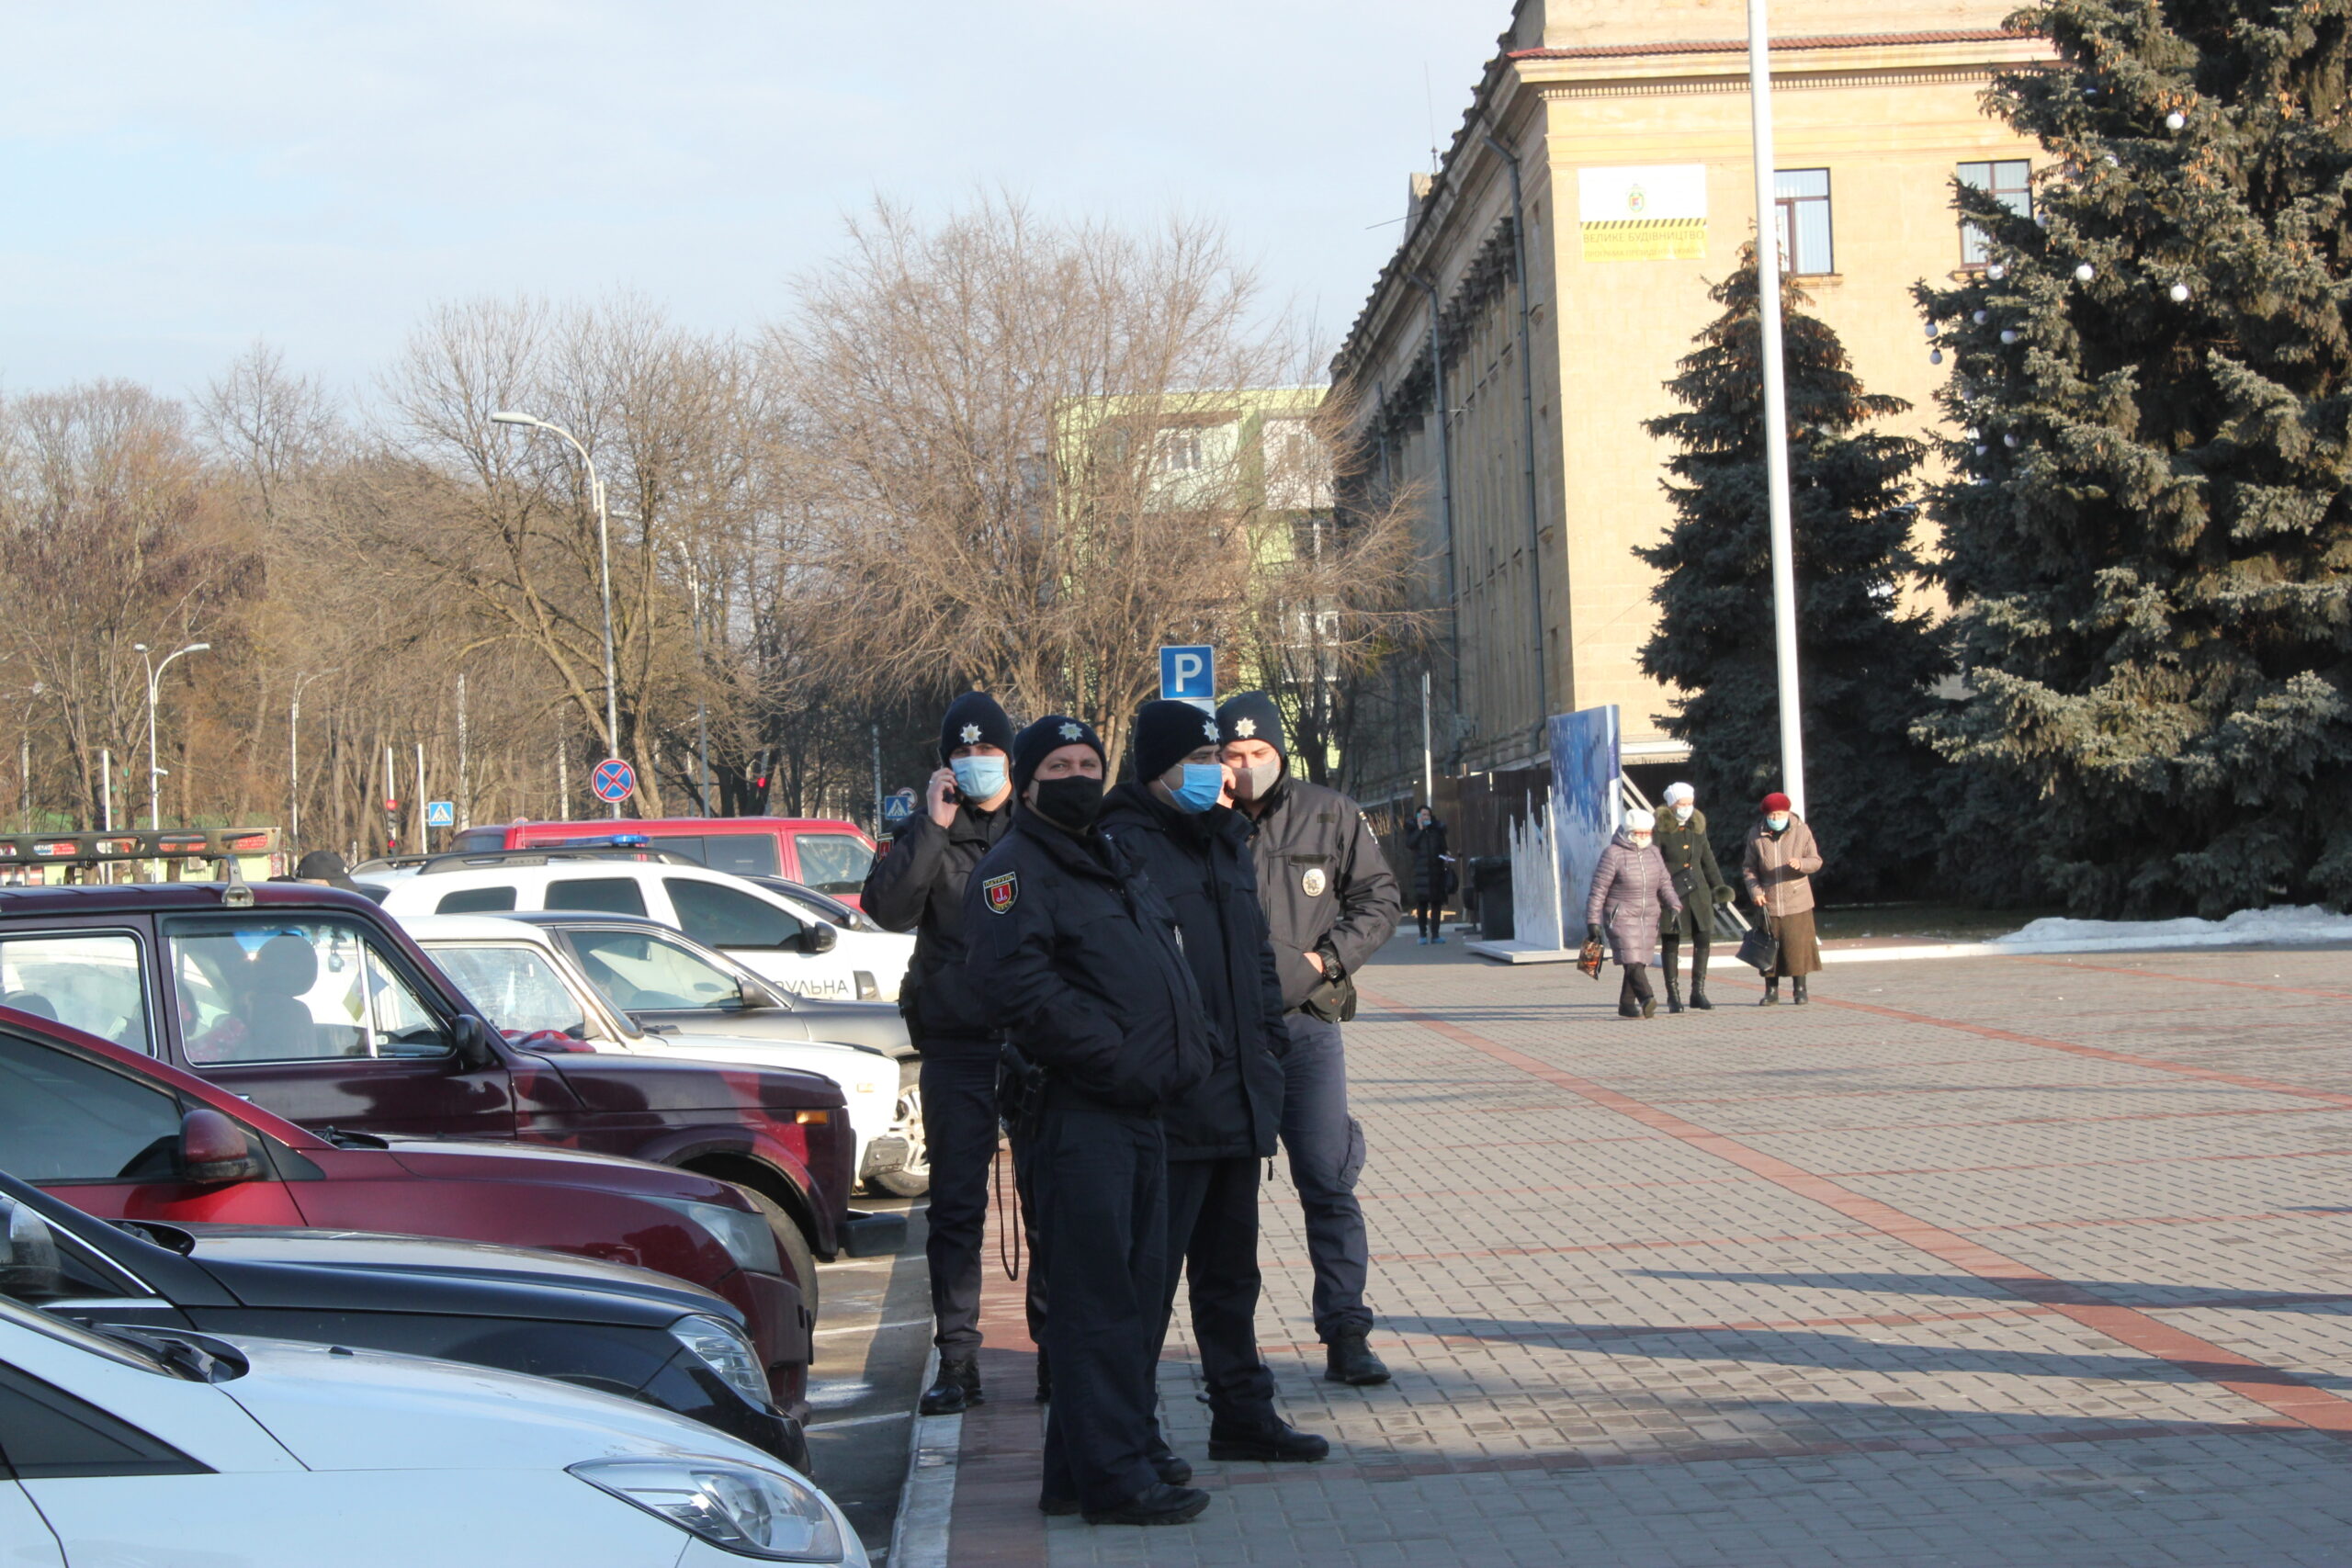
left=1584, top=809, right=1684, bottom=1020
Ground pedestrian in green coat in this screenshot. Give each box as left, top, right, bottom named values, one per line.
left=1652, top=782, right=1734, bottom=1011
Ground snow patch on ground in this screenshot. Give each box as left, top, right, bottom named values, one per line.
left=1993, top=904, right=2352, bottom=953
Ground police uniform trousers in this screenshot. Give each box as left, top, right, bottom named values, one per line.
left=1149, top=1156, right=1279, bottom=1431
left=1278, top=1012, right=1373, bottom=1341
left=1034, top=1085, right=1169, bottom=1511
left=918, top=1042, right=1002, bottom=1357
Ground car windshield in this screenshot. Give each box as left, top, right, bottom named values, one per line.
left=565, top=929, right=743, bottom=1013
left=429, top=944, right=589, bottom=1037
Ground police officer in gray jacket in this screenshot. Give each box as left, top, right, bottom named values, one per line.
left=1216, top=691, right=1402, bottom=1385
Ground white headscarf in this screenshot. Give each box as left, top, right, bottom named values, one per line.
left=1623, top=807, right=1656, bottom=833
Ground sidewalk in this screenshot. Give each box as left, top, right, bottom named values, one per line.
left=933, top=938, right=2352, bottom=1567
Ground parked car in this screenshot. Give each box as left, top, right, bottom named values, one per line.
left=376, top=856, right=915, bottom=1002
left=0, top=1003, right=817, bottom=1421
left=0, top=879, right=904, bottom=1280
left=0, top=1281, right=866, bottom=1567
left=405, top=912, right=925, bottom=1197
left=447, top=818, right=878, bottom=904
left=0, top=1171, right=805, bottom=1468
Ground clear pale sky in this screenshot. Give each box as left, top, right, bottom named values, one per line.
left=0, top=2, right=1504, bottom=402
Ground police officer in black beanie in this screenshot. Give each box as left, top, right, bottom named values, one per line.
left=863, top=691, right=1017, bottom=1416
left=1100, top=701, right=1329, bottom=1467
left=964, top=716, right=1214, bottom=1526
left=1217, top=690, right=1401, bottom=1386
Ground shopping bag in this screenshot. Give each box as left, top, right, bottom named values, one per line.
left=1576, top=939, right=1606, bottom=980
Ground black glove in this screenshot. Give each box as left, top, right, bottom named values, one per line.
left=1586, top=922, right=1602, bottom=944
left=1713, top=885, right=1735, bottom=906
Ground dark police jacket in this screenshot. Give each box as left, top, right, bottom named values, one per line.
left=1238, top=774, right=1403, bottom=1012
left=1097, top=783, right=1286, bottom=1161
left=863, top=799, right=1013, bottom=1049
left=962, top=807, right=1214, bottom=1112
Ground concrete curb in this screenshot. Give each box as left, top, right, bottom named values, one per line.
left=885, top=1348, right=958, bottom=1568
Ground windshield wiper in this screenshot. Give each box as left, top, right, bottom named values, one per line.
left=101, top=1326, right=245, bottom=1383
left=317, top=1125, right=390, bottom=1150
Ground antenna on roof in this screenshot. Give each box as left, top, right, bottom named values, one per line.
left=1424, top=63, right=1441, bottom=170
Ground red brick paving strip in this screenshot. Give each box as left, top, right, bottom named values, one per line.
left=944, top=1152, right=1046, bottom=1565
left=1360, top=987, right=2352, bottom=1438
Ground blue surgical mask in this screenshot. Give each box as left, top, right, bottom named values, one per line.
left=951, top=755, right=1008, bottom=800
left=1165, top=762, right=1226, bottom=814
left=1766, top=814, right=1791, bottom=832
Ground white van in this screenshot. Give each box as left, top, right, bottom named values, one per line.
left=378, top=860, right=912, bottom=1003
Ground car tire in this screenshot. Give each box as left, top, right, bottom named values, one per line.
left=729, top=1183, right=820, bottom=1320
left=868, top=1087, right=930, bottom=1198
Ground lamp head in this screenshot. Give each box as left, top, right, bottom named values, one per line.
left=490, top=411, right=539, bottom=428
left=186, top=642, right=211, bottom=654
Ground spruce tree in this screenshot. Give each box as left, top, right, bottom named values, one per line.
left=1639, top=251, right=1946, bottom=897
left=1917, top=0, right=2352, bottom=917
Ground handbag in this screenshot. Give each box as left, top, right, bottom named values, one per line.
left=1576, top=938, right=1606, bottom=980
left=1736, top=913, right=1779, bottom=975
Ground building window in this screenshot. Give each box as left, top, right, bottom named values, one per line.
left=1773, top=168, right=1833, bottom=276
left=1156, top=429, right=1204, bottom=474
left=1956, top=160, right=2032, bottom=267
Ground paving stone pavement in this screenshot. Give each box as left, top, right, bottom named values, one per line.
left=942, top=937, right=2352, bottom=1567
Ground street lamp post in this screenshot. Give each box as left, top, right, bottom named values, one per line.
left=492, top=412, right=621, bottom=818
left=1747, top=0, right=1808, bottom=816
left=136, top=641, right=210, bottom=831
left=288, top=668, right=338, bottom=851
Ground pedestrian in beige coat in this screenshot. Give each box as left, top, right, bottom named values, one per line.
left=1741, top=791, right=1823, bottom=1005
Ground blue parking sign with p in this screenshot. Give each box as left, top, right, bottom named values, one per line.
left=1159, top=645, right=1215, bottom=713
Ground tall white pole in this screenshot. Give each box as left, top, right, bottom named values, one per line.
left=1747, top=0, right=1807, bottom=817
left=1420, top=670, right=1435, bottom=806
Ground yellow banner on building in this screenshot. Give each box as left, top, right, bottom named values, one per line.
left=1578, top=165, right=1708, bottom=263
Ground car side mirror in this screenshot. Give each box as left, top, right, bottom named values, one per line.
left=179, top=1108, right=266, bottom=1187
left=450, top=1015, right=499, bottom=1068
left=798, top=924, right=838, bottom=955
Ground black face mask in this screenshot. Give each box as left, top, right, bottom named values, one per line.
left=1031, top=774, right=1104, bottom=832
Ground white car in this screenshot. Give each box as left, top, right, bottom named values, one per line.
left=0, top=1286, right=867, bottom=1566
left=378, top=857, right=913, bottom=1003
left=404, top=913, right=922, bottom=1196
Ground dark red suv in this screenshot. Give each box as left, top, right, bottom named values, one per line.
left=0, top=1004, right=816, bottom=1424
left=0, top=881, right=903, bottom=1291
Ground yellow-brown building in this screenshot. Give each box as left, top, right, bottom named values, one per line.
left=1333, top=0, right=2048, bottom=807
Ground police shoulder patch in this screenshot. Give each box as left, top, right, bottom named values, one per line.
left=982, top=871, right=1019, bottom=914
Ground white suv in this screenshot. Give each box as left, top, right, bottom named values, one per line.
left=378, top=859, right=912, bottom=1003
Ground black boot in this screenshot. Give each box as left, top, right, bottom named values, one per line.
left=1690, top=943, right=1713, bottom=1009
left=1792, top=976, right=1809, bottom=1005
left=1207, top=1416, right=1331, bottom=1462
left=1325, top=1331, right=1391, bottom=1385
left=919, top=1355, right=981, bottom=1416
left=1084, top=1483, right=1211, bottom=1527
left=1618, top=970, right=1641, bottom=1018
left=1630, top=964, right=1656, bottom=1020
left=1758, top=979, right=1780, bottom=1007
left=1665, top=977, right=1684, bottom=1014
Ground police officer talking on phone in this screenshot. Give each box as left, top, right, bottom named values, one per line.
left=1217, top=691, right=1402, bottom=1386
left=862, top=691, right=1016, bottom=1417
left=1100, top=701, right=1329, bottom=1468
left=965, top=715, right=1215, bottom=1526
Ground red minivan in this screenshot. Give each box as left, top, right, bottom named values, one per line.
left=0, top=1005, right=816, bottom=1423
left=450, top=818, right=878, bottom=905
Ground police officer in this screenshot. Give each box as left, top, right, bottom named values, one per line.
left=1100, top=701, right=1330, bottom=1466
left=1216, top=691, right=1402, bottom=1386
left=965, top=715, right=1214, bottom=1526
left=862, top=691, right=1016, bottom=1416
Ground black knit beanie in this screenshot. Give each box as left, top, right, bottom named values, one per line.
left=1216, top=691, right=1287, bottom=756
left=1011, top=715, right=1105, bottom=795
left=939, top=691, right=1016, bottom=764
left=1130, top=700, right=1224, bottom=784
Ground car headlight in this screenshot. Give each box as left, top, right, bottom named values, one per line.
left=672, top=1314, right=775, bottom=1410
left=571, top=1458, right=844, bottom=1562
left=649, top=1196, right=785, bottom=1279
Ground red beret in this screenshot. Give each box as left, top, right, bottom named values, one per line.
left=1760, top=792, right=1792, bottom=813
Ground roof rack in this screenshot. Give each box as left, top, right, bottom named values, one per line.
left=352, top=844, right=701, bottom=878
left=0, top=829, right=281, bottom=867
